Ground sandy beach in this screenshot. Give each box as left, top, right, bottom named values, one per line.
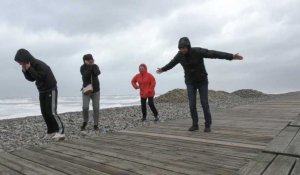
left=0, top=89, right=286, bottom=152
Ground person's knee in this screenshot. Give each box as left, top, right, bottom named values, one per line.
left=82, top=107, right=89, bottom=111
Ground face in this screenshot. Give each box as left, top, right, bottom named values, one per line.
left=179, top=47, right=189, bottom=55
left=84, top=59, right=93, bottom=64
left=139, top=66, right=145, bottom=72
left=17, top=61, right=26, bottom=66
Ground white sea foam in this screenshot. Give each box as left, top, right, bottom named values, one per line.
left=0, top=95, right=140, bottom=120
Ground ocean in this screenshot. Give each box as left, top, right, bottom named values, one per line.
left=0, top=95, right=141, bottom=120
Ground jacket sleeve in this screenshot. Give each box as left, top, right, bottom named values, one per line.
left=197, top=47, right=233, bottom=60
left=92, top=64, right=101, bottom=76
left=22, top=70, right=35, bottom=82
left=27, top=64, right=47, bottom=81
left=131, top=75, right=138, bottom=89
left=80, top=65, right=92, bottom=77
left=161, top=53, right=180, bottom=72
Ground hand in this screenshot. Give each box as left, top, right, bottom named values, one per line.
left=156, top=68, right=163, bottom=74
left=233, top=53, right=243, bottom=60
left=136, top=85, right=140, bottom=89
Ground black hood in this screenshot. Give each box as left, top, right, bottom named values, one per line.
left=14, top=49, right=35, bottom=63
left=82, top=54, right=94, bottom=64
left=178, top=37, right=191, bottom=49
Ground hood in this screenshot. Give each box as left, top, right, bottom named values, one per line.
left=139, top=63, right=148, bottom=74
left=83, top=54, right=94, bottom=64
left=178, top=37, right=191, bottom=49
left=14, top=49, right=35, bottom=63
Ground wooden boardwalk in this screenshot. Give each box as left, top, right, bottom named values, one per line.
left=0, top=93, right=300, bottom=175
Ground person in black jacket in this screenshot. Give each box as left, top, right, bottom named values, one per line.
left=157, top=37, right=243, bottom=132
left=14, top=49, right=65, bottom=140
left=80, top=54, right=101, bottom=131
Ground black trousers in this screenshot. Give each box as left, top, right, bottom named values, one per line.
left=39, top=88, right=64, bottom=134
left=141, top=97, right=158, bottom=118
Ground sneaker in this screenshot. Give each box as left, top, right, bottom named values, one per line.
left=141, top=117, right=146, bottom=122
left=52, top=133, right=65, bottom=141
left=80, top=122, right=87, bottom=131
left=204, top=127, right=211, bottom=132
left=94, top=125, right=100, bottom=132
left=154, top=116, right=159, bottom=122
left=43, top=133, right=55, bottom=139
left=188, top=125, right=199, bottom=131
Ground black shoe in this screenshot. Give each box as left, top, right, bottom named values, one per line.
left=204, top=126, right=211, bottom=132
left=154, top=116, right=159, bottom=122
left=94, top=125, right=100, bottom=132
left=141, top=117, right=146, bottom=122
left=80, top=122, right=87, bottom=131
left=188, top=125, right=199, bottom=131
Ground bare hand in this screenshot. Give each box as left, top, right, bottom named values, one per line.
left=233, top=53, right=243, bottom=60
left=156, top=68, right=163, bottom=74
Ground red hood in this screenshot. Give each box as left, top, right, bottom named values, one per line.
left=140, top=63, right=148, bottom=75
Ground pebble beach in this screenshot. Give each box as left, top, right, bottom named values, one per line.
left=0, top=89, right=288, bottom=152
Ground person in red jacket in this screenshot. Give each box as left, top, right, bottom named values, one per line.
left=132, top=64, right=159, bottom=121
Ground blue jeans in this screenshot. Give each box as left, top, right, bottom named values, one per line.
left=186, top=82, right=211, bottom=127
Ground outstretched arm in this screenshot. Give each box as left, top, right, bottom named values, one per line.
left=156, top=53, right=180, bottom=74
left=198, top=48, right=240, bottom=60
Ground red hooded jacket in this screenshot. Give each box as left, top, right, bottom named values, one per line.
left=131, top=64, right=156, bottom=98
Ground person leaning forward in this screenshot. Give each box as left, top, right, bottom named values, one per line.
left=157, top=37, right=243, bottom=132
left=14, top=48, right=65, bottom=140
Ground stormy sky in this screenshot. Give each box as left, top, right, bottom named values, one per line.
left=0, top=0, right=299, bottom=98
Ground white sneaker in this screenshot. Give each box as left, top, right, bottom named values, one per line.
left=52, top=133, right=65, bottom=141
left=43, top=133, right=55, bottom=139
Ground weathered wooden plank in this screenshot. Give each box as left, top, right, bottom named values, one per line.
left=45, top=143, right=185, bottom=175
left=128, top=125, right=275, bottom=144
left=79, top=137, right=246, bottom=170
left=290, top=115, right=300, bottom=127
left=120, top=130, right=265, bottom=149
left=285, top=127, right=300, bottom=156
left=55, top=140, right=225, bottom=175
left=89, top=134, right=257, bottom=160
left=28, top=146, right=138, bottom=175
left=10, top=149, right=109, bottom=175
left=263, top=155, right=296, bottom=175
left=0, top=152, right=66, bottom=175
left=291, top=158, right=300, bottom=175
left=0, top=163, right=23, bottom=175
left=238, top=152, right=276, bottom=175
left=264, top=126, right=299, bottom=153
left=100, top=132, right=259, bottom=159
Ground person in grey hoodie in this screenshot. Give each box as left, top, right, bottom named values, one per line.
left=157, top=37, right=243, bottom=132
left=80, top=54, right=101, bottom=131
left=14, top=48, right=65, bottom=140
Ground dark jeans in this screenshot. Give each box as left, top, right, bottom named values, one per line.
left=39, top=88, right=64, bottom=134
left=141, top=97, right=158, bottom=118
left=186, top=82, right=211, bottom=127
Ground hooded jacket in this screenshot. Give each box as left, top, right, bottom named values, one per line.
left=14, top=49, right=57, bottom=93
left=80, top=54, right=101, bottom=93
left=131, top=64, right=156, bottom=98
left=161, top=37, right=234, bottom=84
